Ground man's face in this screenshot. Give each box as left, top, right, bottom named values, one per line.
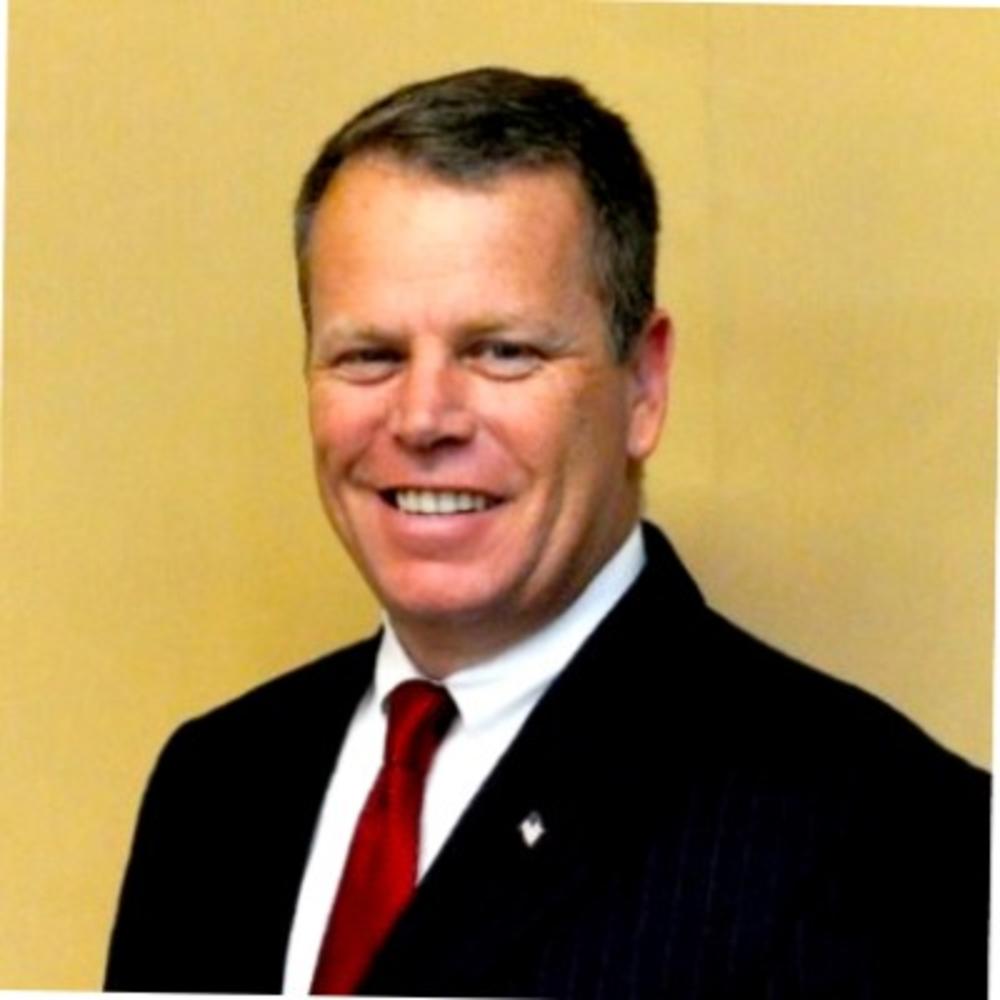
left=305, top=156, right=670, bottom=668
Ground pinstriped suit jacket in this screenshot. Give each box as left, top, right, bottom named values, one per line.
left=105, top=524, right=988, bottom=997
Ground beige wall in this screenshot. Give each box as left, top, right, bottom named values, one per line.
left=2, top=1, right=995, bottom=988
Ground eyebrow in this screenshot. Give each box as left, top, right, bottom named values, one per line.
left=317, top=314, right=569, bottom=342
left=458, top=315, right=573, bottom=348
left=313, top=322, right=404, bottom=346
left=460, top=314, right=541, bottom=335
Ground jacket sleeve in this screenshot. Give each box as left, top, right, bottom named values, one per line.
left=765, top=739, right=990, bottom=998
left=104, top=721, right=218, bottom=991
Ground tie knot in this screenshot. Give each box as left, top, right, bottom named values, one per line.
left=384, top=680, right=456, bottom=768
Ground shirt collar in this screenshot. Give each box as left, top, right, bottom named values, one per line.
left=374, top=524, right=646, bottom=732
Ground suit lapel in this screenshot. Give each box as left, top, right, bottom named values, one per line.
left=269, top=637, right=379, bottom=843
left=362, top=526, right=709, bottom=995
left=249, top=638, right=379, bottom=984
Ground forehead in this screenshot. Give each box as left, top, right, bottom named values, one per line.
left=316, top=149, right=590, bottom=216
left=306, top=155, right=602, bottom=324
left=312, top=154, right=592, bottom=244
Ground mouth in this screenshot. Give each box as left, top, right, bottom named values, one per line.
left=379, top=488, right=502, bottom=516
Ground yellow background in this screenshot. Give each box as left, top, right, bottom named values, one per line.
left=2, top=1, right=995, bottom=988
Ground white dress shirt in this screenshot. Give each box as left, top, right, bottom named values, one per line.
left=282, top=525, right=645, bottom=993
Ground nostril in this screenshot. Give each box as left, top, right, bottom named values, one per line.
left=390, top=411, right=476, bottom=450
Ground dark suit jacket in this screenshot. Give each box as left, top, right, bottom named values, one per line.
left=105, top=525, right=989, bottom=997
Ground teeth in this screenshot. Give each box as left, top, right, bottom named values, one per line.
left=394, top=489, right=492, bottom=515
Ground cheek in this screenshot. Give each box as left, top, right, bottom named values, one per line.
left=565, top=378, right=631, bottom=458
left=497, top=369, right=622, bottom=451
left=308, top=388, right=377, bottom=468
left=487, top=391, right=609, bottom=508
left=481, top=388, right=571, bottom=473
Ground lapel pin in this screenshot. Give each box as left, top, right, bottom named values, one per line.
left=519, top=810, right=546, bottom=848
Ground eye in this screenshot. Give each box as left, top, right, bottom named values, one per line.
left=465, top=339, right=543, bottom=379
left=329, top=346, right=404, bottom=384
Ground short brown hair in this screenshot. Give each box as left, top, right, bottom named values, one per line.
left=293, top=67, right=659, bottom=360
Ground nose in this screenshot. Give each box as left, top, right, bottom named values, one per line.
left=388, top=350, right=475, bottom=451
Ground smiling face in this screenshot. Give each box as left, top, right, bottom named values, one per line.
left=305, top=156, right=671, bottom=673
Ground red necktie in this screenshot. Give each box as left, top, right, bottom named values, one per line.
left=310, top=680, right=456, bottom=995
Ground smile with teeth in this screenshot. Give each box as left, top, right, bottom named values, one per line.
left=386, top=488, right=499, bottom=515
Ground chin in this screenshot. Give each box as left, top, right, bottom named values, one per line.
left=385, top=590, right=502, bottom=627
left=375, top=567, right=514, bottom=628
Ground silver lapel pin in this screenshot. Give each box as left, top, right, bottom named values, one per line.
left=519, top=810, right=546, bottom=848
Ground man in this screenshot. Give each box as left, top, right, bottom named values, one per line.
left=105, top=68, right=988, bottom=997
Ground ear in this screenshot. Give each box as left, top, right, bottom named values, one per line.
left=625, top=310, right=674, bottom=462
